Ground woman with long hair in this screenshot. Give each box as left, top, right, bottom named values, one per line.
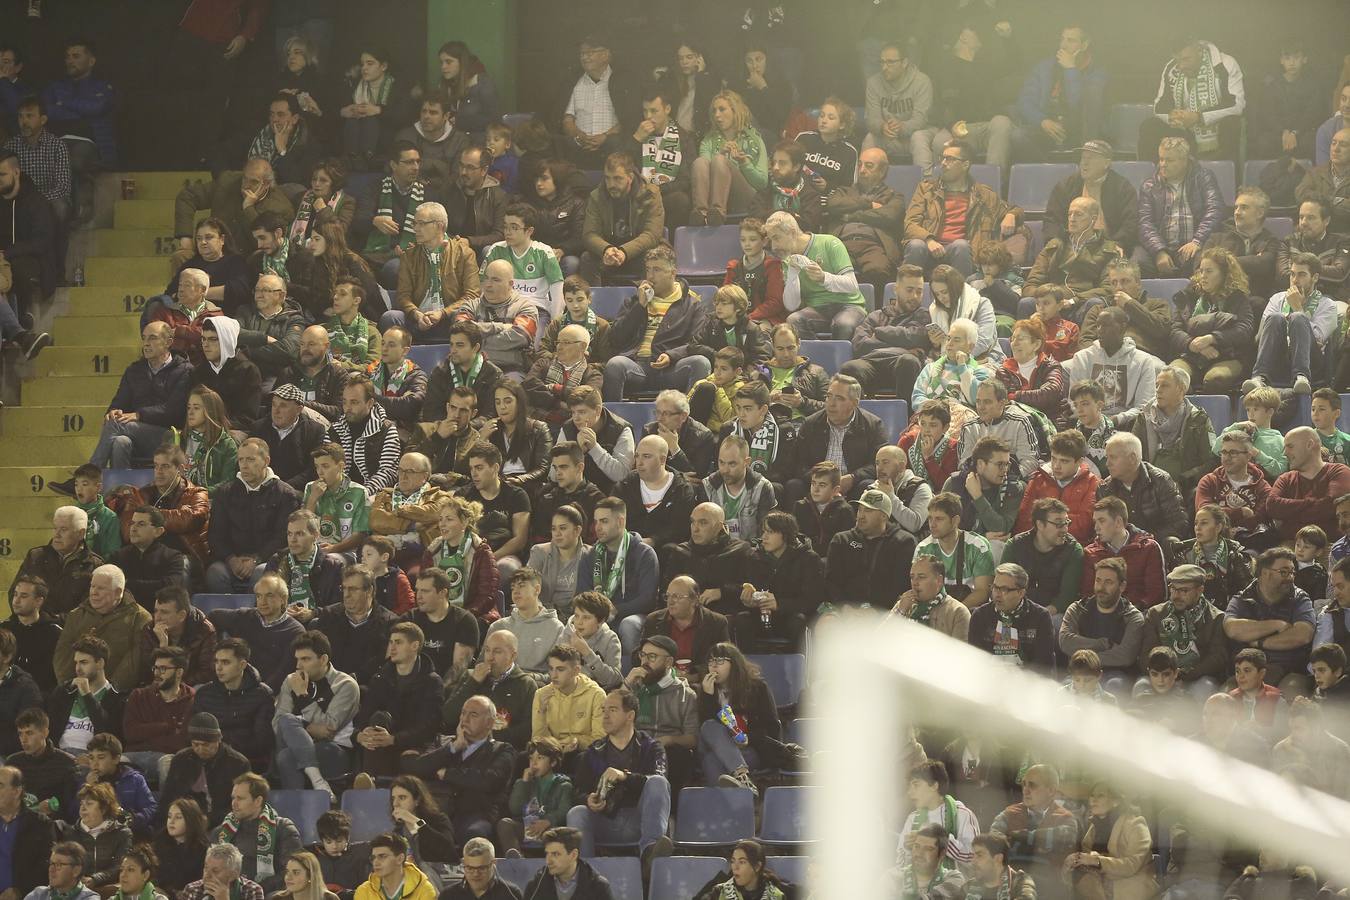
left=522, top=158, right=588, bottom=271
left=482, top=381, right=553, bottom=496
left=421, top=495, right=500, bottom=626
left=665, top=42, right=720, bottom=137
left=1062, top=783, right=1156, bottom=900
left=152, top=799, right=209, bottom=896
left=292, top=219, right=382, bottom=321
left=928, top=263, right=1002, bottom=363
left=389, top=776, right=456, bottom=870
left=289, top=158, right=356, bottom=243
left=692, top=90, right=770, bottom=225
left=793, top=97, right=859, bottom=194
left=437, top=41, right=499, bottom=135
left=112, top=846, right=169, bottom=900
left=1169, top=246, right=1254, bottom=393
left=1174, top=504, right=1255, bottom=604
left=697, top=642, right=782, bottom=795
left=995, top=318, right=1067, bottom=419
left=268, top=851, right=338, bottom=900
left=737, top=44, right=791, bottom=141
left=694, top=840, right=795, bottom=900
left=179, top=386, right=238, bottom=494
left=64, top=782, right=133, bottom=890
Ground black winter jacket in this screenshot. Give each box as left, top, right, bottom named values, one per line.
left=109, top=541, right=191, bottom=609
left=158, top=742, right=251, bottom=825
left=47, top=680, right=125, bottom=742
left=607, top=278, right=708, bottom=363
left=107, top=353, right=193, bottom=429
left=422, top=355, right=505, bottom=422
left=742, top=536, right=827, bottom=620
left=207, top=472, right=300, bottom=561
left=614, top=470, right=698, bottom=552
left=311, top=602, right=400, bottom=685
left=355, top=653, right=445, bottom=751
left=645, top=417, right=718, bottom=477
left=185, top=664, right=277, bottom=768
left=191, top=355, right=263, bottom=432
left=825, top=524, right=916, bottom=609
left=403, top=737, right=516, bottom=823
left=792, top=496, right=856, bottom=558
left=250, top=415, right=328, bottom=492
left=796, top=407, right=888, bottom=485
left=0, top=665, right=44, bottom=755
left=663, top=532, right=753, bottom=617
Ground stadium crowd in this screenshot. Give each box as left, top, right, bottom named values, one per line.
left=3, top=2, right=1350, bottom=899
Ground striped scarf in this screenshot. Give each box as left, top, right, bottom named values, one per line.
left=368, top=358, right=416, bottom=395
left=368, top=177, right=424, bottom=254
left=289, top=189, right=346, bottom=242
left=908, top=434, right=949, bottom=484
left=260, top=237, right=290, bottom=281
left=1169, top=44, right=1222, bottom=150
left=354, top=74, right=394, bottom=107
left=219, top=803, right=281, bottom=881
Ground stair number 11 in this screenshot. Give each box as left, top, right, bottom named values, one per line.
left=92, top=354, right=109, bottom=373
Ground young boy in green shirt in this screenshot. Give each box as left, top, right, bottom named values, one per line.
left=1312, top=388, right=1350, bottom=465
left=481, top=204, right=565, bottom=326
left=1220, top=386, right=1287, bottom=479
left=303, top=442, right=370, bottom=556
left=72, top=463, right=122, bottom=558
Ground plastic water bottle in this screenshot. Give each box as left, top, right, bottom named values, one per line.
left=523, top=796, right=541, bottom=831
left=754, top=591, right=771, bottom=629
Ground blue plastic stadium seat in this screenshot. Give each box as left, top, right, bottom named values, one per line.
left=103, top=468, right=155, bottom=490
left=675, top=225, right=741, bottom=279
left=340, top=789, right=394, bottom=841
left=500, top=112, right=534, bottom=130
left=270, top=790, right=331, bottom=844
left=759, top=786, right=815, bottom=847
left=405, top=345, right=447, bottom=373
left=588, top=286, right=630, bottom=320
left=1289, top=394, right=1312, bottom=429
left=1267, top=217, right=1294, bottom=239
left=1191, top=395, right=1234, bottom=434
left=1200, top=160, right=1236, bottom=204
left=1008, top=163, right=1076, bottom=216
left=784, top=718, right=819, bottom=747
left=883, top=282, right=935, bottom=304
left=606, top=401, right=655, bottom=430
left=971, top=164, right=1002, bottom=196
left=748, top=653, right=805, bottom=710
left=1243, top=159, right=1313, bottom=190
left=799, top=340, right=850, bottom=376
left=1340, top=395, right=1350, bottom=433
left=493, top=858, right=545, bottom=892
left=582, top=170, right=603, bottom=188
left=651, top=857, right=728, bottom=900
left=690, top=284, right=718, bottom=306
left=883, top=165, right=925, bottom=201
left=1025, top=219, right=1044, bottom=257
left=1106, top=103, right=1153, bottom=157
left=191, top=594, right=253, bottom=613
left=1141, top=279, right=1190, bottom=301
left=674, top=787, right=757, bottom=848
left=771, top=856, right=810, bottom=887
left=586, top=858, right=643, bottom=900
left=858, top=282, right=874, bottom=310
left=1112, top=161, right=1154, bottom=193
left=860, top=399, right=910, bottom=439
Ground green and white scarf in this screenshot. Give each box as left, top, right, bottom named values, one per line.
left=452, top=352, right=485, bottom=389
left=908, top=434, right=950, bottom=485
left=909, top=794, right=959, bottom=845
left=593, top=531, right=631, bottom=599
left=290, top=188, right=346, bottom=243
left=286, top=546, right=318, bottom=609
left=771, top=174, right=806, bottom=213
left=113, top=882, right=162, bottom=900
left=391, top=481, right=429, bottom=511
left=1157, top=599, right=1208, bottom=668
left=354, top=74, right=394, bottom=107
left=1169, top=43, right=1222, bottom=150
left=737, top=416, right=780, bottom=474
left=900, top=863, right=954, bottom=900
left=717, top=881, right=786, bottom=900
left=219, top=803, right=281, bottom=881
left=260, top=236, right=290, bottom=281
left=563, top=305, right=599, bottom=337
left=368, top=358, right=416, bottom=395
left=434, top=532, right=475, bottom=605
left=421, top=242, right=446, bottom=311
left=1185, top=538, right=1233, bottom=576
left=328, top=313, right=371, bottom=364
left=1282, top=288, right=1323, bottom=317
left=368, top=176, right=424, bottom=254
left=909, top=592, right=947, bottom=627
left=640, top=124, right=685, bottom=186
left=965, top=868, right=1014, bottom=900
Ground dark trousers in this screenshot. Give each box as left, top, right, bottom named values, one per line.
left=661, top=185, right=692, bottom=229
left=839, top=349, right=924, bottom=402
left=1138, top=115, right=1243, bottom=163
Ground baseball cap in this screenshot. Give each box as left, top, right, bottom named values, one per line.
left=1077, top=139, right=1114, bottom=158
left=853, top=488, right=893, bottom=517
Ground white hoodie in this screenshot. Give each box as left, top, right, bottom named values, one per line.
left=1063, top=337, right=1164, bottom=418
left=207, top=315, right=240, bottom=374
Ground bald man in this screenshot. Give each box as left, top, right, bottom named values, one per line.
left=236, top=272, right=305, bottom=383
left=662, top=502, right=752, bottom=617
left=1269, top=427, right=1350, bottom=543
left=172, top=158, right=296, bottom=268
left=454, top=258, right=539, bottom=375
left=1297, top=127, right=1350, bottom=237
left=273, top=324, right=350, bottom=424
left=80, top=321, right=194, bottom=472
left=824, top=147, right=906, bottom=295
left=615, top=434, right=698, bottom=553
left=524, top=322, right=603, bottom=426
left=439, top=630, right=538, bottom=751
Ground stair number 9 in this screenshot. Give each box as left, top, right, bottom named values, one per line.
left=29, top=475, right=44, bottom=493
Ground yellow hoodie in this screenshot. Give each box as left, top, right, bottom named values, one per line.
left=354, top=862, right=437, bottom=900
left=531, top=672, right=607, bottom=749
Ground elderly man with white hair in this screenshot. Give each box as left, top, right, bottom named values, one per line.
left=524, top=322, right=604, bottom=427
left=10, top=505, right=102, bottom=618
left=911, top=318, right=992, bottom=409
left=765, top=210, right=868, bottom=340
left=1096, top=430, right=1188, bottom=544
left=234, top=272, right=305, bottom=384
left=182, top=840, right=265, bottom=900
left=380, top=200, right=481, bottom=343
left=52, top=563, right=152, bottom=691
left=614, top=433, right=698, bottom=555
left=1268, top=426, right=1350, bottom=544
left=453, top=258, right=539, bottom=375
left=146, top=266, right=223, bottom=360
left=641, top=389, right=717, bottom=477
left=1121, top=363, right=1217, bottom=496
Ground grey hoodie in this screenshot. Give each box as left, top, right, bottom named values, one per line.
left=564, top=617, right=623, bottom=689
left=864, top=65, right=934, bottom=138
left=1063, top=337, right=1164, bottom=419
left=701, top=468, right=778, bottom=543
left=486, top=605, right=565, bottom=673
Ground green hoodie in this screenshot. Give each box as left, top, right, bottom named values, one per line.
left=505, top=771, right=575, bottom=831
left=181, top=428, right=239, bottom=496
left=79, top=496, right=122, bottom=558
left=1218, top=422, right=1287, bottom=479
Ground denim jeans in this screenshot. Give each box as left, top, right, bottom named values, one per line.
left=379, top=309, right=454, bottom=343
left=617, top=614, right=645, bottom=670
left=204, top=560, right=266, bottom=594
left=123, top=750, right=171, bottom=788
left=0, top=293, right=21, bottom=339
left=602, top=356, right=711, bottom=401
left=91, top=418, right=169, bottom=468
left=274, top=713, right=351, bottom=787
left=903, top=238, right=974, bottom=277
left=566, top=774, right=670, bottom=855
left=698, top=719, right=761, bottom=780
left=1252, top=313, right=1313, bottom=383
left=785, top=303, right=867, bottom=340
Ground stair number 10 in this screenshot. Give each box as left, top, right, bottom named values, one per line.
left=63, top=414, right=84, bottom=432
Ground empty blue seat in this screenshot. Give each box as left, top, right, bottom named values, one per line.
left=858, top=282, right=875, bottom=310
left=650, top=857, right=728, bottom=900
left=586, top=858, right=643, bottom=900
left=771, top=856, right=810, bottom=887
left=192, top=594, right=253, bottom=613
left=759, top=786, right=814, bottom=847
left=1200, top=160, right=1236, bottom=204
left=799, top=340, right=850, bottom=375
left=883, top=165, right=925, bottom=201
left=500, top=112, right=534, bottom=130
left=675, top=225, right=741, bottom=278
left=493, top=858, right=545, bottom=892
left=883, top=282, right=935, bottom=304
left=1141, top=278, right=1189, bottom=301
left=103, top=468, right=155, bottom=490
left=606, top=401, right=655, bottom=429
left=1191, top=395, right=1234, bottom=433
left=748, top=653, right=805, bottom=710
left=690, top=284, right=718, bottom=306
left=1340, top=395, right=1350, bottom=433
left=1025, top=219, right=1044, bottom=257
left=1267, top=217, right=1294, bottom=239
left=784, top=718, right=819, bottom=746
left=589, top=286, right=631, bottom=320
left=1112, top=161, right=1154, bottom=193
left=581, top=170, right=603, bottom=188
left=1243, top=159, right=1313, bottom=190
left=1008, top=163, right=1076, bottom=216
left=971, top=163, right=1002, bottom=196
left=1289, top=394, right=1313, bottom=429
left=674, top=787, right=757, bottom=848
left=340, top=789, right=393, bottom=841
left=1106, top=103, right=1152, bottom=157
left=270, top=790, right=331, bottom=844
left=860, top=399, right=910, bottom=439
left=405, top=345, right=447, bottom=373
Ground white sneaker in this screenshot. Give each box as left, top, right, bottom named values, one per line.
left=718, top=771, right=759, bottom=798
left=1294, top=375, right=1311, bottom=394
left=1240, top=375, right=1266, bottom=393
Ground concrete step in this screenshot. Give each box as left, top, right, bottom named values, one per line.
left=84, top=256, right=172, bottom=286
left=0, top=467, right=86, bottom=496
left=116, top=171, right=211, bottom=201
left=65, top=285, right=165, bottom=318
left=53, top=315, right=142, bottom=346
left=33, top=346, right=142, bottom=378
left=88, top=228, right=181, bottom=258
left=0, top=497, right=68, bottom=527
left=112, top=198, right=174, bottom=231
left=22, top=375, right=123, bottom=405
left=0, top=405, right=107, bottom=437
left=0, top=528, right=50, bottom=556
left=0, top=434, right=100, bottom=463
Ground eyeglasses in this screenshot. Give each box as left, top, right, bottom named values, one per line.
left=667, top=593, right=697, bottom=602
left=254, top=287, right=285, bottom=295
left=708, top=656, right=732, bottom=665
left=940, top=156, right=969, bottom=165
left=638, top=651, right=668, bottom=662
left=990, top=584, right=1022, bottom=594
left=879, top=57, right=903, bottom=66
left=397, top=468, right=429, bottom=476
left=1044, top=519, right=1071, bottom=528
left=151, top=664, right=183, bottom=674
left=412, top=219, right=439, bottom=227
left=49, top=861, right=77, bottom=868
left=463, top=863, right=493, bottom=875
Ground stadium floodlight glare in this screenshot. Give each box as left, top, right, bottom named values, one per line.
left=809, top=615, right=1350, bottom=898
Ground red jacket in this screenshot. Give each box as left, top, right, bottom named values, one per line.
left=1037, top=314, right=1079, bottom=362
left=1228, top=684, right=1282, bottom=728
left=149, top=303, right=222, bottom=366
left=1268, top=463, right=1350, bottom=541
left=179, top=0, right=268, bottom=44
left=725, top=256, right=787, bottom=325
left=1015, top=460, right=1100, bottom=545
left=897, top=431, right=960, bottom=491
left=122, top=683, right=196, bottom=754
left=1194, top=462, right=1273, bottom=530
left=1081, top=526, right=1168, bottom=609
left=996, top=353, right=1067, bottom=420
left=109, top=480, right=212, bottom=564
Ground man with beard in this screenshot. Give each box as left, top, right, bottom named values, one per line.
left=826, top=488, right=916, bottom=610
left=159, top=712, right=251, bottom=826
left=634, top=576, right=730, bottom=682
left=749, top=139, right=823, bottom=230
left=1223, top=547, right=1316, bottom=700
left=701, top=436, right=777, bottom=544
left=1003, top=498, right=1085, bottom=617
left=250, top=386, right=328, bottom=493
left=662, top=503, right=751, bottom=621
left=275, top=325, right=349, bottom=425
left=122, top=645, right=196, bottom=786
left=840, top=263, right=931, bottom=402
left=443, top=146, right=506, bottom=254
left=325, top=376, right=401, bottom=493
left=1138, top=565, right=1229, bottom=701
left=968, top=563, right=1057, bottom=676
left=1059, top=558, right=1146, bottom=699
left=621, top=634, right=699, bottom=792
left=870, top=445, right=931, bottom=541
left=580, top=151, right=665, bottom=285
left=578, top=498, right=659, bottom=659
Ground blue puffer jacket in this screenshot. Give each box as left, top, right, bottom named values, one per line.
left=42, top=74, right=118, bottom=165
left=1137, top=164, right=1223, bottom=256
